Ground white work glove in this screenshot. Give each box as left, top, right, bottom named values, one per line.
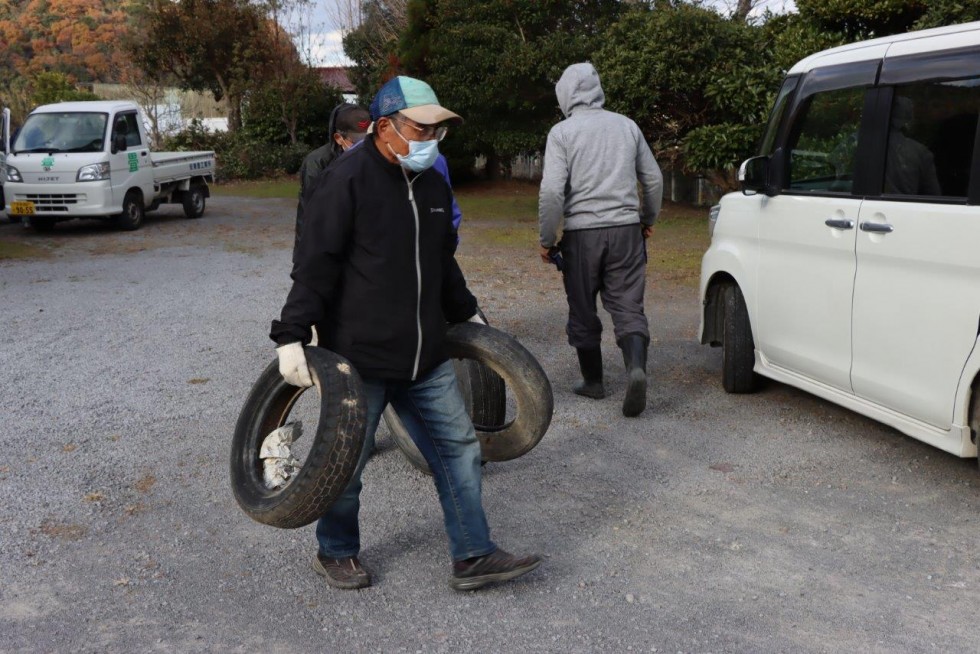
left=276, top=342, right=313, bottom=387
left=467, top=311, right=487, bottom=325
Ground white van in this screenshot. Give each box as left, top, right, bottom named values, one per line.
left=699, top=22, right=980, bottom=464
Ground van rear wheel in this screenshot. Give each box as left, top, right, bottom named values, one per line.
left=722, top=284, right=758, bottom=394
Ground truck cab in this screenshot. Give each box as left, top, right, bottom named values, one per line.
left=4, top=100, right=214, bottom=231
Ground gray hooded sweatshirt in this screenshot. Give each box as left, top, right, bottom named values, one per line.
left=538, top=63, right=663, bottom=247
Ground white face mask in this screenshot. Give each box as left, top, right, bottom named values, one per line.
left=388, top=122, right=440, bottom=172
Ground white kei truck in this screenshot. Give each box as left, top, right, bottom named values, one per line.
left=2, top=101, right=215, bottom=231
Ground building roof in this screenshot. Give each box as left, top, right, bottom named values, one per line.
left=317, top=67, right=354, bottom=93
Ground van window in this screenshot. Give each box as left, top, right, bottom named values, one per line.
left=759, top=77, right=798, bottom=156
left=883, top=79, right=979, bottom=200
left=786, top=87, right=865, bottom=194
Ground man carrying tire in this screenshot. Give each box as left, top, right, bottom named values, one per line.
left=271, top=76, right=540, bottom=591
left=538, top=62, right=664, bottom=417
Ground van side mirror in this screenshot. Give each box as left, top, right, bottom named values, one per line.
left=739, top=156, right=770, bottom=196
left=111, top=133, right=127, bottom=154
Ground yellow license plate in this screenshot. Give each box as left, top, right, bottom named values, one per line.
left=11, top=201, right=35, bottom=215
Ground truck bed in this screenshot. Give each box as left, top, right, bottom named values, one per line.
left=150, top=151, right=215, bottom=184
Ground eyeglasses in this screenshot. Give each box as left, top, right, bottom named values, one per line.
left=392, top=116, right=448, bottom=142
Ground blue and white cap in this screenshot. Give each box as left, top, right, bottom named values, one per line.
left=369, top=76, right=462, bottom=125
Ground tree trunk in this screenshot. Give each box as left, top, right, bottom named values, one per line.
left=734, top=0, right=754, bottom=22
left=227, top=95, right=243, bottom=133
left=486, top=152, right=501, bottom=180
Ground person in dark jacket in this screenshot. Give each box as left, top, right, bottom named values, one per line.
left=271, top=76, right=540, bottom=591
left=293, top=103, right=371, bottom=262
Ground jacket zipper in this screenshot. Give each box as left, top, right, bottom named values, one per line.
left=403, top=168, right=423, bottom=381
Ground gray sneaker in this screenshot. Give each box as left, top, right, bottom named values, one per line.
left=312, top=554, right=371, bottom=590
left=450, top=549, right=541, bottom=591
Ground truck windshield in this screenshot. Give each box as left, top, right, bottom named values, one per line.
left=12, top=112, right=108, bottom=154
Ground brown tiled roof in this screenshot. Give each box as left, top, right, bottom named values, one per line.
left=317, top=67, right=354, bottom=93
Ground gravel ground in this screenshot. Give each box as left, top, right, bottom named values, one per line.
left=1, top=197, right=978, bottom=653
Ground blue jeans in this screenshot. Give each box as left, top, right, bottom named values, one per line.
left=316, top=360, right=496, bottom=562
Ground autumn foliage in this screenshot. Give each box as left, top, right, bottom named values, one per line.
left=0, top=0, right=134, bottom=83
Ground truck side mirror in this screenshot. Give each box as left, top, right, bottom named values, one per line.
left=111, top=133, right=127, bottom=154
left=739, top=155, right=770, bottom=196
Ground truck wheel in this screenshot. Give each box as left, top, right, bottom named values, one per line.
left=182, top=186, right=206, bottom=219
left=722, top=284, right=759, bottom=394
left=116, top=191, right=145, bottom=231
left=230, top=347, right=367, bottom=529
left=30, top=217, right=55, bottom=232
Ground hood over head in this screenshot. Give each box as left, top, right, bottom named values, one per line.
left=555, top=62, right=605, bottom=117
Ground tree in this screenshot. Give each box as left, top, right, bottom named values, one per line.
left=31, top=72, right=101, bottom=105
left=915, top=0, right=980, bottom=28
left=242, top=71, right=343, bottom=147
left=595, top=4, right=777, bottom=177
left=249, top=1, right=343, bottom=145
left=0, top=0, right=132, bottom=82
left=132, top=0, right=276, bottom=131
left=342, top=0, right=409, bottom=101
left=397, top=0, right=624, bottom=177
left=795, top=0, right=927, bottom=39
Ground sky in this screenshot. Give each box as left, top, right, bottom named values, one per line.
left=297, top=0, right=798, bottom=68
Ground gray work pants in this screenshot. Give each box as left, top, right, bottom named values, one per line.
left=559, top=224, right=649, bottom=349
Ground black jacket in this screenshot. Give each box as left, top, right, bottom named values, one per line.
left=271, top=139, right=477, bottom=380
left=293, top=143, right=339, bottom=262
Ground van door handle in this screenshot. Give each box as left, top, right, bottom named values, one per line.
left=140, top=151, right=148, bottom=156
left=859, top=222, right=894, bottom=234
left=825, top=219, right=854, bottom=230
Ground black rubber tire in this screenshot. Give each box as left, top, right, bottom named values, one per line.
left=30, top=216, right=55, bottom=232
left=969, top=387, right=980, bottom=472
left=384, top=356, right=506, bottom=474
left=116, top=191, right=145, bottom=231
left=230, top=347, right=367, bottom=529
left=385, top=323, right=553, bottom=467
left=182, top=186, right=206, bottom=219
left=722, top=284, right=758, bottom=394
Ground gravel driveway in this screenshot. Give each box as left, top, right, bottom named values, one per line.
left=1, top=197, right=978, bottom=653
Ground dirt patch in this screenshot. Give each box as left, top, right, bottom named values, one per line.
left=134, top=474, right=156, bottom=494
left=37, top=520, right=88, bottom=541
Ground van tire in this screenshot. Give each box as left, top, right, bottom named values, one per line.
left=722, top=284, right=758, bottom=394
left=383, top=356, right=506, bottom=475
left=969, top=386, right=980, bottom=471
left=116, top=191, right=145, bottom=231
left=183, top=186, right=206, bottom=219
left=230, top=347, right=367, bottom=529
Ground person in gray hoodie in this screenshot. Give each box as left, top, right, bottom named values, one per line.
left=538, top=62, right=663, bottom=417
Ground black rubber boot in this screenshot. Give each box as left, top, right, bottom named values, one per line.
left=619, top=334, right=648, bottom=417
left=573, top=347, right=606, bottom=399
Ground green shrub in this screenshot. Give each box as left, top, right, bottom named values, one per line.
left=162, top=120, right=311, bottom=180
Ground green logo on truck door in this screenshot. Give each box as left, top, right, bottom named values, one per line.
left=127, top=152, right=138, bottom=172
left=41, top=156, right=54, bottom=169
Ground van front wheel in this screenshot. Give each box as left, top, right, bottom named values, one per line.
left=722, top=285, right=758, bottom=394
